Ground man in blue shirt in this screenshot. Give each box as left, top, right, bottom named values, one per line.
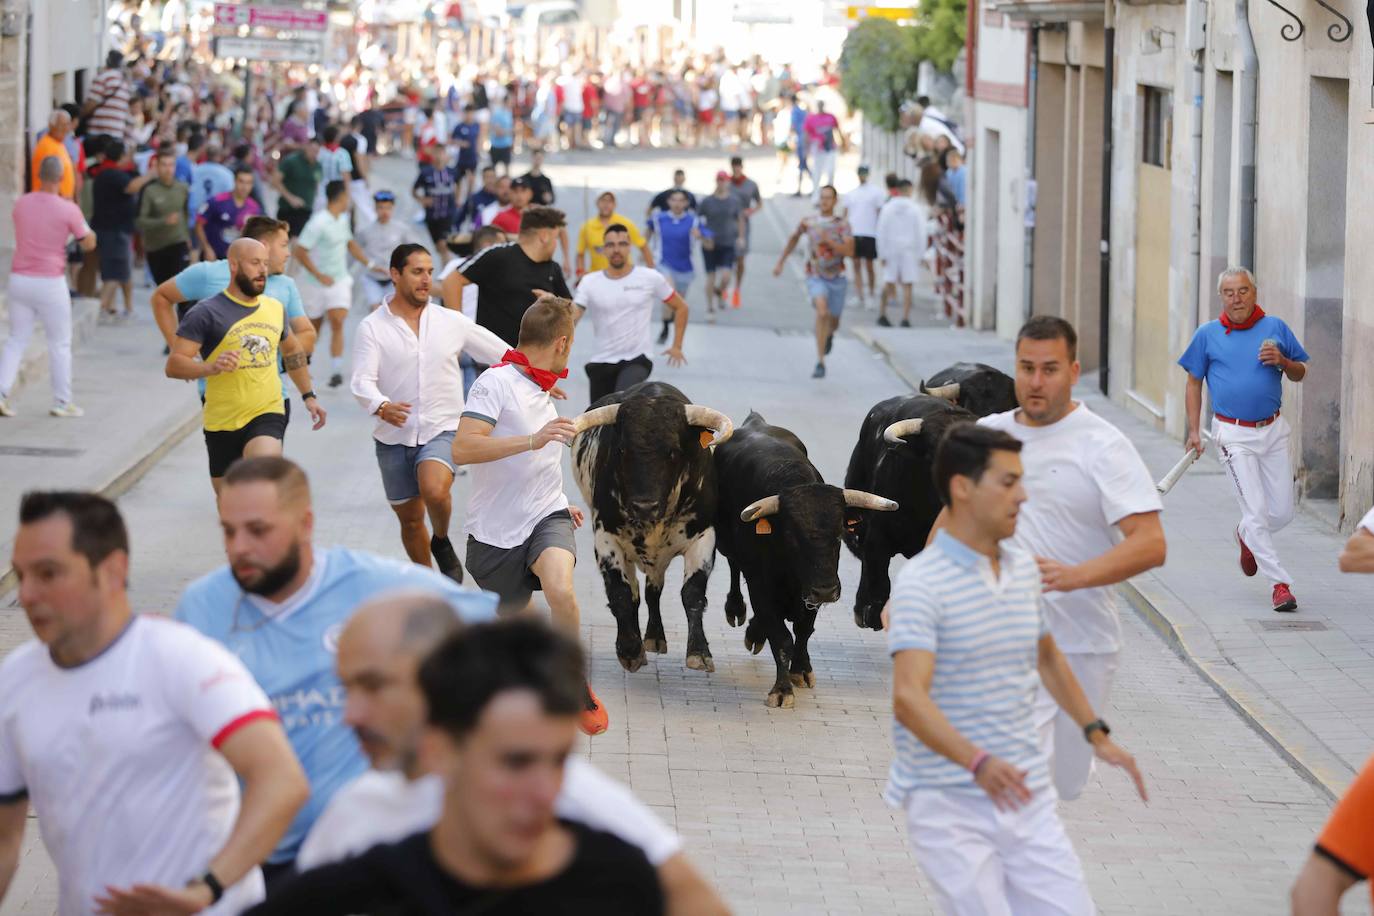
left=150, top=215, right=316, bottom=412
left=1179, top=266, right=1310, bottom=612
left=647, top=190, right=711, bottom=345
left=175, top=457, right=497, bottom=886
left=450, top=105, right=482, bottom=204
left=413, top=147, right=459, bottom=262
left=487, top=98, right=515, bottom=175
left=189, top=144, right=236, bottom=220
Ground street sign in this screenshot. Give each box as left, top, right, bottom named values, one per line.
left=846, top=5, right=916, bottom=20
left=214, top=35, right=323, bottom=62
left=215, top=3, right=328, bottom=30
left=732, top=1, right=793, bottom=24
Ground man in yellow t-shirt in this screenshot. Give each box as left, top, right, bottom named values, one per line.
left=166, top=238, right=327, bottom=491
left=32, top=110, right=76, bottom=200
left=576, top=191, right=654, bottom=276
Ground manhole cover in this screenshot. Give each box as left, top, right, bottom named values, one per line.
left=0, top=446, right=83, bottom=457
left=1252, top=619, right=1329, bottom=632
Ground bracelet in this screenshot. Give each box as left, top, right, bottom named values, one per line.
left=968, top=750, right=989, bottom=775
left=528, top=434, right=534, bottom=452
left=200, top=870, right=224, bottom=904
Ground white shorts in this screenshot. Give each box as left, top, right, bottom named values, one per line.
left=883, top=250, right=921, bottom=284
left=904, top=787, right=1095, bottom=916
left=301, top=275, right=353, bottom=319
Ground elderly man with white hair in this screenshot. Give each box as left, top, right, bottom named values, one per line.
left=0, top=156, right=97, bottom=418
left=1179, top=266, right=1310, bottom=613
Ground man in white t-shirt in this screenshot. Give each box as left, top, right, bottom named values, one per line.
left=971, top=316, right=1166, bottom=801
left=297, top=593, right=727, bottom=913
left=842, top=165, right=886, bottom=309
left=0, top=491, right=307, bottom=916
left=574, top=223, right=689, bottom=405
left=454, top=297, right=609, bottom=736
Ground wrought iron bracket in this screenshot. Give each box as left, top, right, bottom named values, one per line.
left=1313, top=0, right=1353, bottom=40
left=1263, top=0, right=1305, bottom=40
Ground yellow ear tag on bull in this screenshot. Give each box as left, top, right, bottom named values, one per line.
left=755, top=519, right=773, bottom=535
left=699, top=430, right=714, bottom=449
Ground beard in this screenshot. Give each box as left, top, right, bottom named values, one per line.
left=235, top=269, right=267, bottom=297
left=232, top=540, right=302, bottom=596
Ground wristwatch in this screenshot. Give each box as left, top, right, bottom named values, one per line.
left=193, top=870, right=224, bottom=904
left=1083, top=719, right=1111, bottom=742
left=301, top=390, right=317, bottom=402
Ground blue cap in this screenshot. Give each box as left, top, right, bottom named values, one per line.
left=373, top=190, right=396, bottom=203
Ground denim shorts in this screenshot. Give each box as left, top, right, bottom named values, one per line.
left=374, top=430, right=456, bottom=505
left=660, top=267, right=694, bottom=296
left=807, top=275, right=848, bottom=317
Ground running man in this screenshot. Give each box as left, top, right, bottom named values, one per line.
left=773, top=185, right=853, bottom=379
left=645, top=168, right=697, bottom=221
left=175, top=457, right=497, bottom=887
left=166, top=238, right=325, bottom=491
left=575, top=223, right=689, bottom=404
left=195, top=165, right=261, bottom=261
left=576, top=191, right=653, bottom=277
left=295, top=180, right=380, bottom=388
left=648, top=189, right=710, bottom=345
left=355, top=190, right=426, bottom=311
left=453, top=297, right=608, bottom=735
left=843, top=164, right=884, bottom=309
left=0, top=491, right=308, bottom=915
left=697, top=171, right=745, bottom=319
left=1179, top=267, right=1310, bottom=613
left=489, top=174, right=533, bottom=235
left=727, top=156, right=761, bottom=309
left=294, top=594, right=729, bottom=915
left=351, top=243, right=508, bottom=581
left=413, top=145, right=460, bottom=262
left=875, top=178, right=926, bottom=327
left=888, top=424, right=1147, bottom=914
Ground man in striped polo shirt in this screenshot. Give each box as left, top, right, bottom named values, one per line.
left=887, top=424, right=1147, bottom=914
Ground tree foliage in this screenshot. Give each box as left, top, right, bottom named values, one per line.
left=838, top=1, right=967, bottom=130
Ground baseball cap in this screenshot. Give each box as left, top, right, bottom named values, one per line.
left=373, top=190, right=396, bottom=202
left=715, top=170, right=730, bottom=180
left=857, top=164, right=870, bottom=175
left=511, top=176, right=533, bottom=189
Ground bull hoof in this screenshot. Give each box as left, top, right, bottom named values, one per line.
left=744, top=634, right=766, bottom=655
left=686, top=653, right=715, bottom=672
left=725, top=595, right=746, bottom=627
left=853, top=608, right=865, bottom=628
left=618, top=651, right=647, bottom=673
left=766, top=689, right=796, bottom=709
left=643, top=637, right=668, bottom=655
left=789, top=671, right=816, bottom=688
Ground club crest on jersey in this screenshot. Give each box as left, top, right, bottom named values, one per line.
left=322, top=622, right=343, bottom=655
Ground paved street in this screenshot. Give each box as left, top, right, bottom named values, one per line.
left=0, top=147, right=1366, bottom=914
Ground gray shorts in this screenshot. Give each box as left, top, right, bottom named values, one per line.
left=466, top=510, right=576, bottom=611
left=375, top=430, right=455, bottom=505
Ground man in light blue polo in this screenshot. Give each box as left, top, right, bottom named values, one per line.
left=887, top=424, right=1146, bottom=914
left=1179, top=266, right=1310, bottom=613
left=175, top=457, right=497, bottom=887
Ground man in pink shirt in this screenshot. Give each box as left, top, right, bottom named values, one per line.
left=802, top=101, right=842, bottom=199
left=0, top=156, right=96, bottom=418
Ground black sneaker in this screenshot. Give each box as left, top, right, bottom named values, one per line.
left=812, top=362, right=826, bottom=379
left=900, top=318, right=912, bottom=328
left=876, top=315, right=892, bottom=328
left=825, top=333, right=834, bottom=355
left=329, top=373, right=343, bottom=388
left=430, top=535, right=464, bottom=583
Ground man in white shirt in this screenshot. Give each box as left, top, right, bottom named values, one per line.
left=875, top=177, right=927, bottom=328
left=298, top=593, right=727, bottom=914
left=842, top=165, right=885, bottom=309
left=949, top=316, right=1166, bottom=802
left=354, top=191, right=427, bottom=311
left=574, top=223, right=689, bottom=404
left=0, top=491, right=308, bottom=915
left=454, top=297, right=609, bottom=736
left=352, top=243, right=508, bottom=581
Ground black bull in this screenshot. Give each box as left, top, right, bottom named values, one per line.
left=714, top=411, right=896, bottom=708
left=571, top=382, right=733, bottom=673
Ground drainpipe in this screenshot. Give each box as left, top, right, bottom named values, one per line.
left=1185, top=0, right=1207, bottom=327
left=1098, top=0, right=1115, bottom=395
left=1025, top=25, right=1039, bottom=320
left=1235, top=0, right=1258, bottom=267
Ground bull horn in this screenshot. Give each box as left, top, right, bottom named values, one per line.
left=572, top=404, right=619, bottom=435
left=843, top=490, right=899, bottom=512
left=684, top=405, right=734, bottom=447
left=883, top=418, right=924, bottom=444
left=922, top=381, right=960, bottom=401
left=740, top=495, right=781, bottom=523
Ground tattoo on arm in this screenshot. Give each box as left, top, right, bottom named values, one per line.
left=283, top=352, right=307, bottom=370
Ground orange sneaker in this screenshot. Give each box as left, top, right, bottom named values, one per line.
left=730, top=288, right=741, bottom=308
left=579, top=683, right=609, bottom=736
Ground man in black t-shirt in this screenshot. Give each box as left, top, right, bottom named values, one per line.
left=246, top=620, right=664, bottom=916
left=449, top=205, right=572, bottom=346
left=519, top=149, right=556, bottom=205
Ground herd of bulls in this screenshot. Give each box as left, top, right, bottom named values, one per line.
left=569, top=363, right=1018, bottom=709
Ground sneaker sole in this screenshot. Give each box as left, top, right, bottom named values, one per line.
left=1273, top=599, right=1299, bottom=613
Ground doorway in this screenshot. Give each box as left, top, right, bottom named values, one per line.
left=1131, top=86, right=1173, bottom=411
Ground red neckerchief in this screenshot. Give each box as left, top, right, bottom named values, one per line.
left=325, top=143, right=341, bottom=152
left=495, top=349, right=567, bottom=392
left=731, top=174, right=747, bottom=186
left=1220, top=303, right=1266, bottom=335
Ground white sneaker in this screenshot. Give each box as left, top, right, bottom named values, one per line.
left=0, top=398, right=14, bottom=417
left=50, top=402, right=84, bottom=418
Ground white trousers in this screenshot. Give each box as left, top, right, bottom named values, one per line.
left=0, top=274, right=73, bottom=404
left=1213, top=415, right=1296, bottom=585
left=811, top=148, right=838, bottom=193
left=1034, top=651, right=1118, bottom=801
left=904, top=787, right=1095, bottom=916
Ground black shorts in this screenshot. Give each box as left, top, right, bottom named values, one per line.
left=203, top=411, right=288, bottom=478
left=585, top=355, right=652, bottom=406
left=466, top=510, right=576, bottom=612
left=426, top=217, right=454, bottom=244
left=279, top=206, right=311, bottom=238
left=854, top=235, right=878, bottom=260
left=490, top=146, right=512, bottom=167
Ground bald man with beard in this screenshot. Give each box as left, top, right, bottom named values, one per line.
left=294, top=593, right=729, bottom=916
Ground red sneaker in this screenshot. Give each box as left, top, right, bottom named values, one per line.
left=579, top=683, right=609, bottom=736
left=1236, top=528, right=1258, bottom=577
left=730, top=288, right=741, bottom=309
left=1272, top=583, right=1298, bottom=613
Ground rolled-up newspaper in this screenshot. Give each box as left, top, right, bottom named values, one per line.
left=1156, top=448, right=1201, bottom=495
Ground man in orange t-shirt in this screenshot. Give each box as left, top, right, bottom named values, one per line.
left=1291, top=755, right=1374, bottom=912
left=31, top=110, right=76, bottom=200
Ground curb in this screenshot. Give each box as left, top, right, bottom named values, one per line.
left=854, top=327, right=1350, bottom=802
left=0, top=407, right=201, bottom=600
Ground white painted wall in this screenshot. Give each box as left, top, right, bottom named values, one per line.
left=968, top=100, right=1028, bottom=337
